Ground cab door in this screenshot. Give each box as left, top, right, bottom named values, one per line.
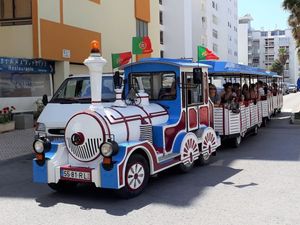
left=184, top=73, right=203, bottom=132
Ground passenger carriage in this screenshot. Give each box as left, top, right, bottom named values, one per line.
left=32, top=44, right=220, bottom=198
left=202, top=61, right=281, bottom=147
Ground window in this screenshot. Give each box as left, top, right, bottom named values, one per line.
left=0, top=0, right=32, bottom=26
left=159, top=11, right=163, bottom=25
left=213, top=43, right=218, bottom=52
left=0, top=73, right=51, bottom=97
left=185, top=73, right=203, bottom=106
left=271, top=30, right=278, bottom=36
left=212, top=29, right=218, bottom=39
left=279, top=30, right=285, bottom=35
left=261, top=31, right=267, bottom=37
left=160, top=30, right=164, bottom=44
left=136, top=19, right=148, bottom=37
left=51, top=76, right=116, bottom=103
left=130, top=72, right=176, bottom=100
left=212, top=15, right=218, bottom=25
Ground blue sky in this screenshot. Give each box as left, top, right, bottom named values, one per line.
left=239, top=0, right=290, bottom=30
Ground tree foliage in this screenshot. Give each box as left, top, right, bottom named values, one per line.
left=283, top=0, right=300, bottom=58
left=271, top=60, right=284, bottom=76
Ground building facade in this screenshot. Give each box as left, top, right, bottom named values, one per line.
left=238, top=15, right=299, bottom=84
left=0, top=0, right=160, bottom=112
left=160, top=0, right=238, bottom=62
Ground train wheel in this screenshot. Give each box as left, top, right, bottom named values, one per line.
left=178, top=133, right=200, bottom=172
left=48, top=181, right=77, bottom=192
left=252, top=126, right=258, bottom=136
left=262, top=118, right=268, bottom=127
left=198, top=129, right=217, bottom=166
left=117, top=154, right=149, bottom=199
left=231, top=135, right=242, bottom=148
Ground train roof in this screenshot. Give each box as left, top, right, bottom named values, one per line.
left=200, top=60, right=279, bottom=77
left=122, top=58, right=211, bottom=69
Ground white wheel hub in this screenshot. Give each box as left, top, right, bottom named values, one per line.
left=202, top=130, right=217, bottom=160
left=181, top=133, right=200, bottom=165
left=127, top=163, right=145, bottom=190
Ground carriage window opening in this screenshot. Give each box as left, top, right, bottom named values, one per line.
left=130, top=72, right=176, bottom=100
left=186, top=73, right=203, bottom=105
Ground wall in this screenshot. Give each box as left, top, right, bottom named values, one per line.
left=238, top=23, right=249, bottom=65
left=0, top=25, right=33, bottom=58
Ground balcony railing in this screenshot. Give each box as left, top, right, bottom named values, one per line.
left=0, top=17, right=32, bottom=26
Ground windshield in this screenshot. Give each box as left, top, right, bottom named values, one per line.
left=51, top=76, right=116, bottom=103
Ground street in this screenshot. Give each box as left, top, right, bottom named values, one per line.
left=0, top=94, right=300, bottom=225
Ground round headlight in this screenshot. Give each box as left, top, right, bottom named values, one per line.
left=101, top=143, right=113, bottom=157
left=33, top=140, right=44, bottom=154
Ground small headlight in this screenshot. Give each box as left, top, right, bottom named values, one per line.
left=33, top=140, right=44, bottom=154
left=101, top=143, right=113, bottom=157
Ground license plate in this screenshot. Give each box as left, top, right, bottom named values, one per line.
left=60, top=168, right=91, bottom=182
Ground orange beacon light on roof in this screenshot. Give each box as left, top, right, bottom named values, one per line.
left=91, top=40, right=100, bottom=53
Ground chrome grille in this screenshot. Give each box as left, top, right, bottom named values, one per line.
left=66, top=137, right=102, bottom=162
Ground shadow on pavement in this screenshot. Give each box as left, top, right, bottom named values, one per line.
left=0, top=112, right=299, bottom=215
left=218, top=112, right=300, bottom=163
left=0, top=154, right=241, bottom=216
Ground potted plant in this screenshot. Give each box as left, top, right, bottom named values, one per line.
left=0, top=106, right=16, bottom=133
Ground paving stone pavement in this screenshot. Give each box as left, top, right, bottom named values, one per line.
left=0, top=128, right=34, bottom=161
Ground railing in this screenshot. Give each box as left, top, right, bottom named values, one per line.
left=0, top=17, right=32, bottom=26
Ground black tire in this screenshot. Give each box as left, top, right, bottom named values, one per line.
left=117, top=154, right=150, bottom=199
left=197, top=144, right=211, bottom=166
left=178, top=161, right=194, bottom=173
left=48, top=181, right=78, bottom=192
left=252, top=126, right=258, bottom=136
left=231, top=136, right=241, bottom=148
left=262, top=118, right=267, bottom=127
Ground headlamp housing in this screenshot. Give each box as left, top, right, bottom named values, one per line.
left=100, top=141, right=119, bottom=157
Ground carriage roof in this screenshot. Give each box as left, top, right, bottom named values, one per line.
left=201, top=60, right=279, bottom=78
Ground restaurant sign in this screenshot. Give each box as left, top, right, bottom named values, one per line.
left=0, top=57, right=53, bottom=74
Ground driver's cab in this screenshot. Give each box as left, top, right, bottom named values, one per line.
left=122, top=58, right=212, bottom=136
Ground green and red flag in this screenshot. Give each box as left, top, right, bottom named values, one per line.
left=111, top=52, right=132, bottom=69
left=197, top=46, right=219, bottom=60
left=132, top=36, right=153, bottom=54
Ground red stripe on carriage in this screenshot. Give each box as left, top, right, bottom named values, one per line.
left=109, top=108, right=130, bottom=141
left=199, top=106, right=209, bottom=127
left=189, top=108, right=198, bottom=129
left=164, top=112, right=186, bottom=152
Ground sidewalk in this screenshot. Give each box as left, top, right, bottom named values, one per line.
left=0, top=128, right=34, bottom=161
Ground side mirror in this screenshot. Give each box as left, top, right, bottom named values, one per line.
left=113, top=71, right=123, bottom=89
left=42, top=94, right=48, bottom=106
left=193, top=68, right=203, bottom=84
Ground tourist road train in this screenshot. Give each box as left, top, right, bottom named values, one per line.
left=32, top=43, right=283, bottom=198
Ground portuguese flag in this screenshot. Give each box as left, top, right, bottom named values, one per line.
left=111, top=52, right=132, bottom=69
left=198, top=46, right=219, bottom=60
left=132, top=36, right=153, bottom=54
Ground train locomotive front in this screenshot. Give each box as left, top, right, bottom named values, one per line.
left=32, top=41, right=220, bottom=198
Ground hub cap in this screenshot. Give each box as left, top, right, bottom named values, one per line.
left=127, top=163, right=145, bottom=190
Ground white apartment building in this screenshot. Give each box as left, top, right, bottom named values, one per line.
left=238, top=15, right=299, bottom=84
left=159, top=0, right=238, bottom=62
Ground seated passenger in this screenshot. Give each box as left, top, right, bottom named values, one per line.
left=233, top=83, right=243, bottom=102
left=257, top=81, right=265, bottom=100
left=249, top=84, right=258, bottom=102
left=209, top=84, right=221, bottom=106
left=242, top=84, right=250, bottom=101
left=159, top=81, right=176, bottom=100
left=221, top=83, right=234, bottom=104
